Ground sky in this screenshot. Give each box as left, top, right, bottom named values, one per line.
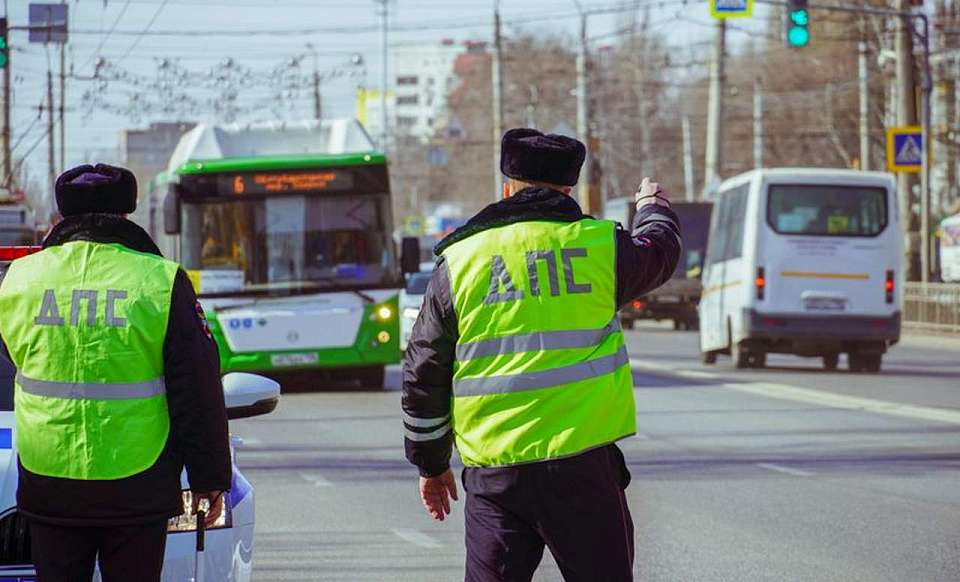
left=4, top=0, right=772, bottom=201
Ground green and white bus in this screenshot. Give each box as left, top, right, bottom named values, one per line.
left=149, top=119, right=415, bottom=387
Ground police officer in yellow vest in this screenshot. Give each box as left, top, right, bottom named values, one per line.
left=0, top=164, right=231, bottom=582
left=402, top=129, right=681, bottom=581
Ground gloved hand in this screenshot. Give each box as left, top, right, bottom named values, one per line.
left=635, top=177, right=670, bottom=210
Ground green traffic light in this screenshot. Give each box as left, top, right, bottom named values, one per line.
left=788, top=26, right=810, bottom=47
left=0, top=37, right=6, bottom=50
left=790, top=9, right=809, bottom=26
left=0, top=54, right=7, bottom=69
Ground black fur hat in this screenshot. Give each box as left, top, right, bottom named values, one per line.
left=500, top=128, right=586, bottom=187
left=55, top=164, right=138, bottom=217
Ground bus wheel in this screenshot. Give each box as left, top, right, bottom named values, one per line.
left=823, top=354, right=839, bottom=371
left=750, top=352, right=767, bottom=369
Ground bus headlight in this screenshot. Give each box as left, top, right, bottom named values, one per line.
left=374, top=305, right=394, bottom=321
left=167, top=490, right=232, bottom=533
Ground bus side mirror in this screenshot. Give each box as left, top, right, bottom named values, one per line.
left=163, top=186, right=181, bottom=235
left=400, top=236, right=421, bottom=275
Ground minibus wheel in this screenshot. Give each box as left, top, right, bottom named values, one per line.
left=823, top=354, right=839, bottom=371
left=702, top=351, right=717, bottom=365
left=751, top=352, right=767, bottom=368
left=733, top=345, right=750, bottom=369
left=848, top=353, right=882, bottom=374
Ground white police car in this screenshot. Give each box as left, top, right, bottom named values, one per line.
left=0, top=247, right=280, bottom=582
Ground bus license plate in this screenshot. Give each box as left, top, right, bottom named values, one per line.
left=271, top=352, right=319, bottom=367
left=803, top=297, right=847, bottom=312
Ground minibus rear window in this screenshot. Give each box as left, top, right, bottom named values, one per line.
left=767, top=185, right=887, bottom=237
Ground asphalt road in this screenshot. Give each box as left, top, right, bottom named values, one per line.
left=236, top=326, right=960, bottom=581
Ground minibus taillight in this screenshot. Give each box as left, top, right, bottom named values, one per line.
left=756, top=267, right=766, bottom=300
left=885, top=270, right=894, bottom=304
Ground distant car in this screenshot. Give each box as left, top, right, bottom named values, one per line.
left=400, top=271, right=433, bottom=351
left=0, top=247, right=281, bottom=581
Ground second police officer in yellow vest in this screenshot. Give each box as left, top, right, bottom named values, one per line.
left=0, top=164, right=231, bottom=582
left=403, top=129, right=682, bottom=581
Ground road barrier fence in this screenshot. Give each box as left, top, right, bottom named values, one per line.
left=903, top=283, right=960, bottom=334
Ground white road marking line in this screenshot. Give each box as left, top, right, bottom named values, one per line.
left=237, top=437, right=263, bottom=448
left=674, top=370, right=717, bottom=380
left=630, top=358, right=678, bottom=373
left=722, top=381, right=960, bottom=426
left=392, top=528, right=443, bottom=549
left=756, top=463, right=815, bottom=477
left=298, top=472, right=334, bottom=487
left=629, top=359, right=960, bottom=426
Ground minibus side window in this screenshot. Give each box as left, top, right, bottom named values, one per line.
left=706, top=185, right=749, bottom=265
left=723, top=187, right=748, bottom=261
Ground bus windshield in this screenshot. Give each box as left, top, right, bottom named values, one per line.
left=180, top=193, right=398, bottom=295
left=767, top=185, right=887, bottom=237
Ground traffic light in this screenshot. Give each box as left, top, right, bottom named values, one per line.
left=0, top=18, right=7, bottom=69
left=786, top=0, right=810, bottom=48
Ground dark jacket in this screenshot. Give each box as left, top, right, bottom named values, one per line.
left=0, top=214, right=231, bottom=526
left=402, top=187, right=682, bottom=477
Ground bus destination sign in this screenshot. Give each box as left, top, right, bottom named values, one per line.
left=225, top=170, right=356, bottom=195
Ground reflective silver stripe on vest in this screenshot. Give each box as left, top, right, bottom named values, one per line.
left=456, top=319, right=621, bottom=361
left=16, top=374, right=166, bottom=400
left=404, top=423, right=452, bottom=442
left=402, top=411, right=450, bottom=429
left=453, top=346, right=630, bottom=397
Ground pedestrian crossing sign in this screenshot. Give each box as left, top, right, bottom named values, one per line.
left=886, top=126, right=924, bottom=173
left=710, top=0, right=753, bottom=19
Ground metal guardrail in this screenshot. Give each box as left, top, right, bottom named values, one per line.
left=903, top=283, right=960, bottom=334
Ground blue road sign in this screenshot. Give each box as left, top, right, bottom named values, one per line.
left=711, top=0, right=753, bottom=19
left=886, top=126, right=923, bottom=173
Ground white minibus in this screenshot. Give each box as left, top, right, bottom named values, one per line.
left=698, top=169, right=902, bottom=373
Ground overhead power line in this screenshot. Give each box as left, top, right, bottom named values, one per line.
left=78, top=0, right=133, bottom=72
left=115, top=0, right=171, bottom=64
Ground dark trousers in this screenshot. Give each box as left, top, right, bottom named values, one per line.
left=29, top=519, right=168, bottom=582
left=463, top=445, right=634, bottom=582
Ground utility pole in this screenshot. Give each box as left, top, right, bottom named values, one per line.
left=576, top=13, right=592, bottom=213
left=2, top=9, right=11, bottom=187
left=305, top=44, right=321, bottom=121
left=59, top=42, right=65, bottom=175
left=492, top=1, right=504, bottom=201
left=753, top=76, right=763, bottom=169
left=682, top=114, right=694, bottom=202
left=703, top=19, right=725, bottom=198
left=47, top=70, right=54, bottom=195
left=633, top=9, right=651, bottom=177
left=375, top=0, right=389, bottom=153
left=313, top=70, right=322, bottom=121
left=858, top=23, right=870, bottom=171
left=895, top=0, right=920, bottom=280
